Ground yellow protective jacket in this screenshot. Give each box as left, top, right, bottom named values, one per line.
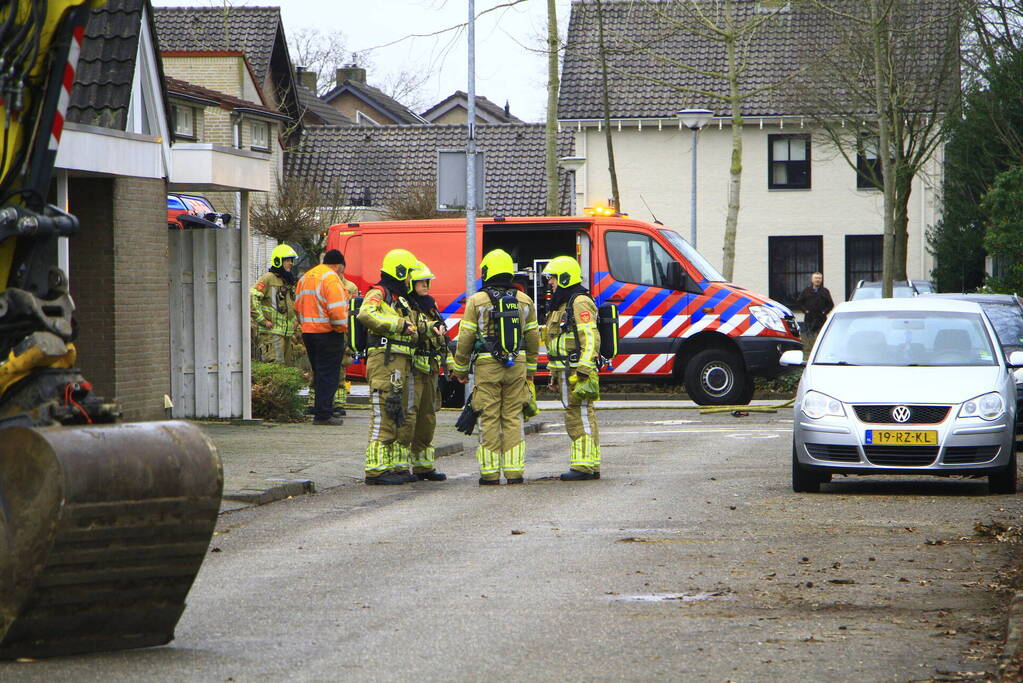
left=250, top=271, right=296, bottom=337
left=545, top=291, right=601, bottom=374
left=452, top=287, right=539, bottom=376
left=412, top=303, right=449, bottom=374
left=357, top=285, right=418, bottom=357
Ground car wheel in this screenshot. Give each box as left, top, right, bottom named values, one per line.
left=989, top=449, right=1018, bottom=495
left=684, top=349, right=749, bottom=405
left=792, top=442, right=821, bottom=493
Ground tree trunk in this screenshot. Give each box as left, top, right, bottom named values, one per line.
left=545, top=0, right=560, bottom=216
left=595, top=0, right=620, bottom=211
left=722, top=32, right=742, bottom=282
left=893, top=169, right=913, bottom=281
left=870, top=0, right=896, bottom=297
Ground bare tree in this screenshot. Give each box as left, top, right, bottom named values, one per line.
left=800, top=0, right=964, bottom=294
left=383, top=182, right=465, bottom=221
left=594, top=0, right=622, bottom=212
left=251, top=174, right=357, bottom=264
left=545, top=0, right=561, bottom=215
left=612, top=0, right=791, bottom=281
left=289, top=28, right=352, bottom=96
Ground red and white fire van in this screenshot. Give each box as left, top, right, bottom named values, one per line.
left=327, top=214, right=802, bottom=405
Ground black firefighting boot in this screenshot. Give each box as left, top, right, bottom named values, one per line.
left=365, top=471, right=408, bottom=485
left=478, top=477, right=500, bottom=486
left=560, top=469, right=600, bottom=481
left=415, top=470, right=447, bottom=481
left=505, top=477, right=524, bottom=485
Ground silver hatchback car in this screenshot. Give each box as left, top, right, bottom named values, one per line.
left=784, top=298, right=1020, bottom=493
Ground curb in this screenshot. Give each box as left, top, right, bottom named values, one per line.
left=1005, top=593, right=1023, bottom=662
left=222, top=478, right=315, bottom=505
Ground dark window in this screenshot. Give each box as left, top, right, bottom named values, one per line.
left=768, top=236, right=822, bottom=309
left=845, top=234, right=883, bottom=299
left=768, top=134, right=810, bottom=189
left=605, top=231, right=675, bottom=288
left=856, top=136, right=882, bottom=189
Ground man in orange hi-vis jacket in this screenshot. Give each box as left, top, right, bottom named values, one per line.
left=295, top=249, right=349, bottom=426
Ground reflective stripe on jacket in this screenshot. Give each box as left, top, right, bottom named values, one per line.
left=294, top=264, right=349, bottom=334
left=250, top=271, right=297, bottom=336
left=545, top=294, right=600, bottom=372
left=357, top=286, right=418, bottom=357
left=451, top=289, right=539, bottom=374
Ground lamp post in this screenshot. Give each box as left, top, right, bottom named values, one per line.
left=676, top=108, right=713, bottom=248
left=557, top=156, right=585, bottom=215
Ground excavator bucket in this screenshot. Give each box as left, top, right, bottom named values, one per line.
left=0, top=420, right=222, bottom=659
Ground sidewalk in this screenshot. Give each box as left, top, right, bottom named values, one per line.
left=199, top=407, right=547, bottom=513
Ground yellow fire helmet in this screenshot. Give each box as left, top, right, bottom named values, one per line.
left=411, top=260, right=436, bottom=281
left=381, top=248, right=418, bottom=283
left=542, top=255, right=582, bottom=288
left=480, top=248, right=515, bottom=281
left=271, top=244, right=298, bottom=268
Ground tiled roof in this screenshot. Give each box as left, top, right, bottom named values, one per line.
left=421, top=91, right=524, bottom=124
left=68, top=0, right=147, bottom=129
left=321, top=79, right=426, bottom=125
left=559, top=0, right=955, bottom=119
left=165, top=77, right=282, bottom=117
left=152, top=6, right=280, bottom=84
left=296, top=84, right=354, bottom=126
left=286, top=124, right=574, bottom=216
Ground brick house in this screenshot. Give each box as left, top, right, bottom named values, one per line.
left=420, top=91, right=524, bottom=125
left=320, top=66, right=428, bottom=126
left=558, top=0, right=950, bottom=306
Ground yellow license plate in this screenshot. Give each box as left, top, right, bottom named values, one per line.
left=865, top=430, right=937, bottom=446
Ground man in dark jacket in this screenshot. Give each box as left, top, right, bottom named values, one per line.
left=795, top=272, right=834, bottom=335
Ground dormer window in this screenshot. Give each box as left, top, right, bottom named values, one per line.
left=356, top=110, right=381, bottom=126
left=171, top=104, right=196, bottom=139
left=250, top=120, right=270, bottom=151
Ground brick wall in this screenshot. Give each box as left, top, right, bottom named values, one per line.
left=69, top=175, right=170, bottom=422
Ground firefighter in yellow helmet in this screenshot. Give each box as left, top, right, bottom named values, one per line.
left=357, top=248, right=420, bottom=485
left=543, top=255, right=602, bottom=480
left=250, top=244, right=301, bottom=365
left=395, top=260, right=448, bottom=481
left=451, top=249, right=539, bottom=485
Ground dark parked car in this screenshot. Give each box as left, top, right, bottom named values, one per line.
left=929, top=293, right=1023, bottom=455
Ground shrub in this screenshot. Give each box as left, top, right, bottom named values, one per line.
left=251, top=361, right=307, bottom=422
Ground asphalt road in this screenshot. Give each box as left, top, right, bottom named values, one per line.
left=4, top=407, right=1021, bottom=682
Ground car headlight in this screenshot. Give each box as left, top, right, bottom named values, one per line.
left=958, top=392, right=1005, bottom=421
left=802, top=390, right=845, bottom=419
left=749, top=305, right=786, bottom=332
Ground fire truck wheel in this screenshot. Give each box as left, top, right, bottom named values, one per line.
left=684, top=348, right=750, bottom=405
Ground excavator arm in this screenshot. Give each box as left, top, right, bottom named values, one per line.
left=0, top=0, right=223, bottom=659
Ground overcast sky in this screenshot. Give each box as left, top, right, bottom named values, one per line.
left=150, top=0, right=574, bottom=122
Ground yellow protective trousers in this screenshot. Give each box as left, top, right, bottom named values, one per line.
left=396, top=370, right=440, bottom=473
left=474, top=358, right=527, bottom=480
left=560, top=370, right=601, bottom=474
left=254, top=330, right=304, bottom=366
left=364, top=351, right=412, bottom=477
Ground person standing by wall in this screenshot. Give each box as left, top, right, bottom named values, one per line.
left=294, top=249, right=349, bottom=426
left=451, top=249, right=539, bottom=485
left=795, top=272, right=834, bottom=336
left=251, top=244, right=300, bottom=365
left=395, top=260, right=448, bottom=481
left=543, top=256, right=602, bottom=481
left=357, top=249, right=420, bottom=485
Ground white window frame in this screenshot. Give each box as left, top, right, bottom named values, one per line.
left=250, top=119, right=270, bottom=151
left=172, top=104, right=196, bottom=139
left=356, top=110, right=381, bottom=126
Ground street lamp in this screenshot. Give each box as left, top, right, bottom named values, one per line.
left=676, top=108, right=713, bottom=248
left=558, top=156, right=585, bottom=215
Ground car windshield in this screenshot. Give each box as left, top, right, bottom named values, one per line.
left=980, top=302, right=1023, bottom=349
left=658, top=229, right=726, bottom=282
left=813, top=311, right=997, bottom=366
left=851, top=285, right=916, bottom=300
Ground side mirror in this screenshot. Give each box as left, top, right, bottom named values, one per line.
left=666, top=262, right=702, bottom=293
left=1009, top=350, right=1023, bottom=367
left=780, top=349, right=805, bottom=367
left=220, top=213, right=232, bottom=226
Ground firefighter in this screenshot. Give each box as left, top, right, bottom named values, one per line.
left=251, top=244, right=300, bottom=365
left=542, top=255, right=602, bottom=480
left=451, top=249, right=539, bottom=485
left=294, top=249, right=350, bottom=426
left=395, top=260, right=448, bottom=481
left=357, top=248, right=420, bottom=485
left=334, top=255, right=361, bottom=415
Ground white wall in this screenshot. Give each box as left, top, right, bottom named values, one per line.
left=572, top=121, right=941, bottom=302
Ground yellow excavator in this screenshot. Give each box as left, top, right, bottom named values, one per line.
left=0, top=1, right=222, bottom=658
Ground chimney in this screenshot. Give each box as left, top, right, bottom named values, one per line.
left=336, top=64, right=367, bottom=87
left=504, top=100, right=511, bottom=119
left=295, top=66, right=318, bottom=92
